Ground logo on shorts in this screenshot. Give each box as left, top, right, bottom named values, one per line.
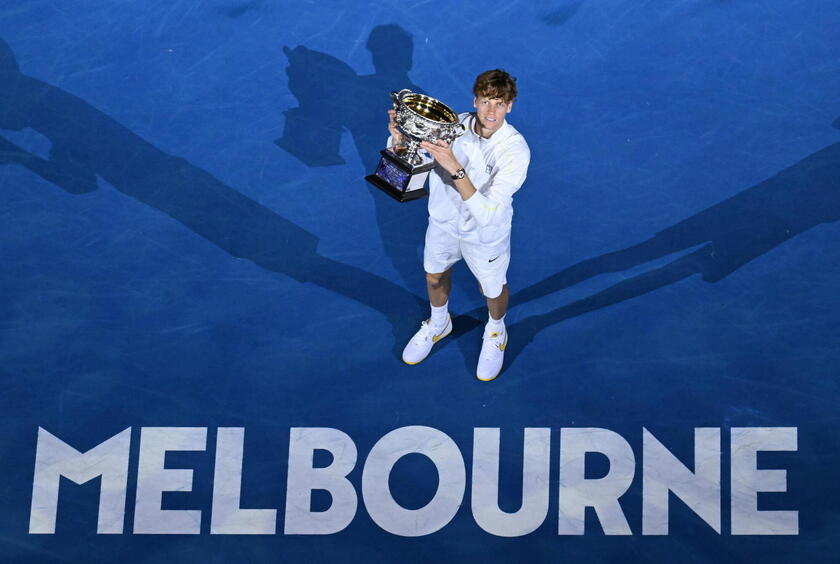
left=485, top=164, right=493, bottom=175
left=488, top=256, right=499, bottom=263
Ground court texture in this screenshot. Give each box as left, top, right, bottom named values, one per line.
left=1, top=1, right=839, bottom=562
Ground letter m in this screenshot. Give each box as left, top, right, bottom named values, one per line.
left=29, top=427, right=131, bottom=534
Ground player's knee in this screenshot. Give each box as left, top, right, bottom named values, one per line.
left=482, top=282, right=505, bottom=300
left=426, top=271, right=447, bottom=288
left=484, top=289, right=502, bottom=299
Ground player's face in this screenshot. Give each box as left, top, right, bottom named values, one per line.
left=473, top=96, right=512, bottom=135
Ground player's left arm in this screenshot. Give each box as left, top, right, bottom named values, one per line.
left=421, top=138, right=530, bottom=227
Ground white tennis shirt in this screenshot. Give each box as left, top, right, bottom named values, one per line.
left=427, top=112, right=530, bottom=246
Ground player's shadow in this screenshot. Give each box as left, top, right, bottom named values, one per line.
left=0, top=38, right=425, bottom=359
left=277, top=25, right=429, bottom=295
left=448, top=132, right=840, bottom=375
left=275, top=45, right=355, bottom=166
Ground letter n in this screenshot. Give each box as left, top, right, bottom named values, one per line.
left=29, top=427, right=131, bottom=534
left=642, top=428, right=721, bottom=534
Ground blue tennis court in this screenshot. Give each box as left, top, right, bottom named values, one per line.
left=1, top=1, right=838, bottom=562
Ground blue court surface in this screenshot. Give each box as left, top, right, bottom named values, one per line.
left=2, top=1, right=839, bottom=562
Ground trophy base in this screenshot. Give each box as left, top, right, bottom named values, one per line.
left=365, top=174, right=429, bottom=202
left=365, top=149, right=433, bottom=203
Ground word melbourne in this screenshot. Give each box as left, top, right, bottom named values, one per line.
left=29, top=426, right=798, bottom=536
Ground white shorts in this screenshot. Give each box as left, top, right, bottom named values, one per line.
left=423, top=221, right=511, bottom=299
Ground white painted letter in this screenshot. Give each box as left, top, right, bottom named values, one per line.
left=472, top=428, right=550, bottom=537
left=642, top=427, right=721, bottom=534
left=362, top=426, right=465, bottom=536
left=284, top=427, right=358, bottom=534
left=29, top=427, right=131, bottom=534
left=731, top=427, right=798, bottom=535
left=133, top=427, right=207, bottom=534
left=558, top=428, right=634, bottom=535
left=211, top=428, right=277, bottom=534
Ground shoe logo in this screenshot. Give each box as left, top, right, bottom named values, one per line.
left=488, top=256, right=499, bottom=263
left=486, top=332, right=506, bottom=350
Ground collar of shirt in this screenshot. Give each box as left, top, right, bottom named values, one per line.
left=464, top=112, right=515, bottom=146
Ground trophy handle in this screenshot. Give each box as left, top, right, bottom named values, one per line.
left=391, top=89, right=411, bottom=108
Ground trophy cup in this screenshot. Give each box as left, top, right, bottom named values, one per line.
left=365, top=89, right=466, bottom=202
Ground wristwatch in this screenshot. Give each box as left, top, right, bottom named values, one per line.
left=450, top=168, right=466, bottom=180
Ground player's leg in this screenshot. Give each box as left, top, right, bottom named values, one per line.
left=486, top=283, right=508, bottom=321
left=402, top=222, right=460, bottom=365
left=427, top=269, right=452, bottom=308
left=463, top=240, right=511, bottom=381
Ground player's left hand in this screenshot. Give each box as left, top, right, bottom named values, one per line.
left=420, top=139, right=461, bottom=176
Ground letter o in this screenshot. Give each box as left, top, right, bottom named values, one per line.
left=362, top=426, right=465, bottom=536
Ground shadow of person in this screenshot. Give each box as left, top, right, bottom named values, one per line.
left=492, top=136, right=840, bottom=369
left=348, top=24, right=429, bottom=294
left=346, top=24, right=424, bottom=172
left=0, top=38, right=425, bottom=358
left=278, top=25, right=429, bottom=294
left=275, top=45, right=356, bottom=166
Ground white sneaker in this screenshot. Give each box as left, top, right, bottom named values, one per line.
left=476, top=327, right=507, bottom=381
left=402, top=315, right=452, bottom=365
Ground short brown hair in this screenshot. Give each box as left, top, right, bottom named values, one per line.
left=473, top=69, right=517, bottom=102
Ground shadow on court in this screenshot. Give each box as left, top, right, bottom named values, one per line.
left=0, top=38, right=425, bottom=360
left=277, top=24, right=429, bottom=293
left=452, top=133, right=840, bottom=374
left=4, top=35, right=839, bottom=376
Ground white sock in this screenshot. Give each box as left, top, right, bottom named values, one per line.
left=486, top=314, right=505, bottom=334
left=430, top=302, right=449, bottom=329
